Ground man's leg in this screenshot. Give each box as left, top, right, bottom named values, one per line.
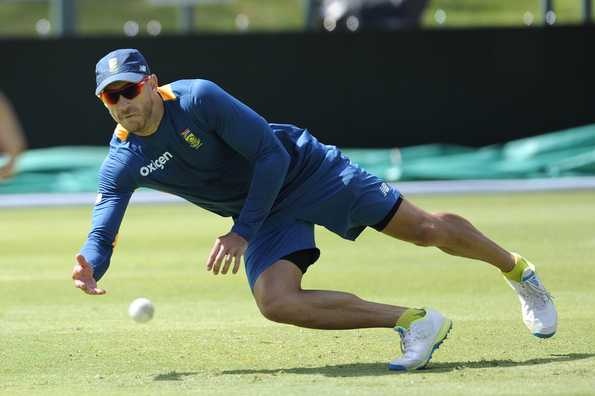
left=252, top=260, right=407, bottom=329
left=247, top=215, right=451, bottom=371
left=379, top=196, right=557, bottom=337
left=252, top=259, right=452, bottom=370
left=380, top=198, right=515, bottom=272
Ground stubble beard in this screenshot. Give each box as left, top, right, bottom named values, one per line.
left=118, top=102, right=154, bottom=136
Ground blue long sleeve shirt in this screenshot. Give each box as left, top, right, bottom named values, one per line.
left=81, top=79, right=339, bottom=280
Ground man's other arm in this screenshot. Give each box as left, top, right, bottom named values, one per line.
left=73, top=157, right=135, bottom=294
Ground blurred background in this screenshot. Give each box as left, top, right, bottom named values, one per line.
left=0, top=0, right=593, bottom=36
left=1, top=0, right=594, bottom=196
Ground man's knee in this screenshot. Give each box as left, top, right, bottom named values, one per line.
left=434, top=211, right=465, bottom=225
left=252, top=260, right=306, bottom=324
left=256, top=291, right=302, bottom=324
left=410, top=216, right=442, bottom=247
left=382, top=199, right=449, bottom=247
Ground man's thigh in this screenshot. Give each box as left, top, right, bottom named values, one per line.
left=245, top=219, right=319, bottom=290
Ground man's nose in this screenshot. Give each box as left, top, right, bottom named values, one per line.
left=118, top=95, right=133, bottom=106
left=116, top=95, right=134, bottom=109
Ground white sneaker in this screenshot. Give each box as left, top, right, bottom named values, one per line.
left=505, top=256, right=557, bottom=338
left=388, top=308, right=452, bottom=371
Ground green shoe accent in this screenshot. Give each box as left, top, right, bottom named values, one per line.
left=503, top=253, right=529, bottom=282
left=395, top=308, right=426, bottom=330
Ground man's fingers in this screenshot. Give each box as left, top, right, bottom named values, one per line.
left=206, top=240, right=221, bottom=270
left=232, top=254, right=241, bottom=274
left=207, top=233, right=247, bottom=276
left=221, top=253, right=233, bottom=274
left=74, top=280, right=106, bottom=295
left=212, top=248, right=227, bottom=275
left=74, top=279, right=86, bottom=288
left=74, top=280, right=92, bottom=295
left=82, top=287, right=106, bottom=295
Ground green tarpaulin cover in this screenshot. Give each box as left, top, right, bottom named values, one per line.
left=2, top=124, right=595, bottom=194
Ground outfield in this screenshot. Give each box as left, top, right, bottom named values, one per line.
left=1, top=191, right=594, bottom=395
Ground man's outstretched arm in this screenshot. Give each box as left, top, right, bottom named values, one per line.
left=73, top=153, right=136, bottom=294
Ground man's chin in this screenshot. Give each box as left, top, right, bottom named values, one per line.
left=119, top=119, right=142, bottom=132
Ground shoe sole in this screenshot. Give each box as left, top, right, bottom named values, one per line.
left=531, top=323, right=556, bottom=339
left=388, top=318, right=453, bottom=371
left=533, top=331, right=556, bottom=339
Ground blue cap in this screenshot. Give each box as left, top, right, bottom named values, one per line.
left=95, top=48, right=151, bottom=95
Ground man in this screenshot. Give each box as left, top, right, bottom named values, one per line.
left=72, top=49, right=557, bottom=371
left=0, top=91, right=27, bottom=180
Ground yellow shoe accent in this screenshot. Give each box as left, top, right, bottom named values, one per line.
left=503, top=253, right=529, bottom=282
left=395, top=308, right=426, bottom=330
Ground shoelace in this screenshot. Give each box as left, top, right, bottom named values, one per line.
left=397, top=327, right=422, bottom=355
left=519, top=278, right=554, bottom=309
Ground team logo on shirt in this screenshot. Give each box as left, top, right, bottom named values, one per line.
left=179, top=128, right=203, bottom=150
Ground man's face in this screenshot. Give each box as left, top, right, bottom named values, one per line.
left=100, top=75, right=157, bottom=134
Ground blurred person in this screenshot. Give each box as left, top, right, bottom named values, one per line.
left=0, top=92, right=27, bottom=180
left=310, top=0, right=429, bottom=31
left=72, top=49, right=557, bottom=371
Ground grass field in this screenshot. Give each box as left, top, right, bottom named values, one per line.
left=1, top=190, right=594, bottom=395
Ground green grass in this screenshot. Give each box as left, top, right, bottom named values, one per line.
left=424, top=0, right=589, bottom=27
left=1, top=190, right=595, bottom=395
left=0, top=0, right=591, bottom=37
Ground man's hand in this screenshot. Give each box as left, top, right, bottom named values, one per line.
left=206, top=232, right=247, bottom=275
left=0, top=156, right=16, bottom=180
left=72, top=254, right=106, bottom=295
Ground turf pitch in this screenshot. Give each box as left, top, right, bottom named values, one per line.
left=1, top=191, right=594, bottom=395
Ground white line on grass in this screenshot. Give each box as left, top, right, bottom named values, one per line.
left=1, top=177, right=595, bottom=208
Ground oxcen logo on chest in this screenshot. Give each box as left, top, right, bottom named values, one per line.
left=140, top=151, right=173, bottom=176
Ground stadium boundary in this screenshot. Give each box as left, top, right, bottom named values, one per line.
left=1, top=177, right=595, bottom=208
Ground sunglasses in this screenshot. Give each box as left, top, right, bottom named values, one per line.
left=99, top=76, right=150, bottom=105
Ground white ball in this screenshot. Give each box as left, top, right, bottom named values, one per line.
left=128, top=297, right=154, bottom=323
